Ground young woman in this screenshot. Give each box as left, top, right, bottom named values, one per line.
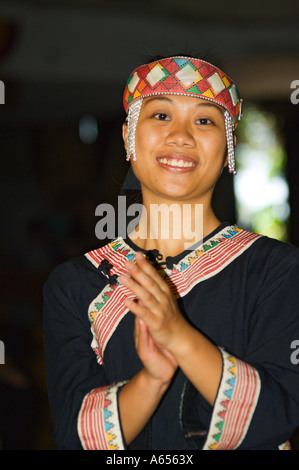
left=43, top=56, right=299, bottom=450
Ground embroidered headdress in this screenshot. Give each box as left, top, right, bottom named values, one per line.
left=123, top=56, right=243, bottom=175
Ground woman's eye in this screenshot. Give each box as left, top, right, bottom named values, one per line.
left=196, top=118, right=213, bottom=125
left=154, top=113, right=170, bottom=121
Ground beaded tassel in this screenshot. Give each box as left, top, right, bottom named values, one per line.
left=224, top=110, right=237, bottom=175
left=126, top=98, right=142, bottom=161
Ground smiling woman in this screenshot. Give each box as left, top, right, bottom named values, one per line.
left=122, top=94, right=229, bottom=254
left=43, top=55, right=299, bottom=451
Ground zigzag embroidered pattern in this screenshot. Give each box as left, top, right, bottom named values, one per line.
left=203, top=349, right=261, bottom=450
left=207, top=354, right=237, bottom=450
left=85, top=226, right=261, bottom=365
left=78, top=383, right=126, bottom=450
left=167, top=226, right=260, bottom=297
left=103, top=383, right=127, bottom=450
left=103, top=389, right=118, bottom=450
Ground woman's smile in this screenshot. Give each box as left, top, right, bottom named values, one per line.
left=156, top=154, right=198, bottom=172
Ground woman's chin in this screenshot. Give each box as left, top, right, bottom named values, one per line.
left=155, top=186, right=196, bottom=202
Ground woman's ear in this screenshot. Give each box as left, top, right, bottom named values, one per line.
left=122, top=122, right=128, bottom=151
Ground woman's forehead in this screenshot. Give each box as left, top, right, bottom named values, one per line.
left=142, top=95, right=225, bottom=114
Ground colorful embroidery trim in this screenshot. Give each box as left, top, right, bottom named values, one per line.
left=78, top=382, right=127, bottom=450
left=279, top=441, right=292, bottom=450
left=203, top=348, right=261, bottom=450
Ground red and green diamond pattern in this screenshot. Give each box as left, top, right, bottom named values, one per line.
left=123, top=57, right=242, bottom=128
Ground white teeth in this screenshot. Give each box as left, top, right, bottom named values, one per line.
left=158, top=158, right=196, bottom=168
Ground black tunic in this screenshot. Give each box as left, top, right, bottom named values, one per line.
left=43, top=223, right=299, bottom=450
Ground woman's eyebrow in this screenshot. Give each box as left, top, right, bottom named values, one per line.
left=142, top=96, right=173, bottom=106
left=196, top=102, right=224, bottom=115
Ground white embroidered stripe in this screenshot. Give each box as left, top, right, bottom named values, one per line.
left=87, top=242, right=114, bottom=268
left=217, top=357, right=261, bottom=449
left=202, top=349, right=261, bottom=450
left=169, top=231, right=260, bottom=297
left=93, top=285, right=134, bottom=365
left=87, top=243, right=129, bottom=276
left=78, top=384, right=125, bottom=450
left=78, top=386, right=108, bottom=449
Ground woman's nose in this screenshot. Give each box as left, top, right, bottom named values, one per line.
left=165, top=121, right=196, bottom=148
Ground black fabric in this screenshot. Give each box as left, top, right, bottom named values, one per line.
left=43, top=225, right=299, bottom=450
left=120, top=166, right=141, bottom=193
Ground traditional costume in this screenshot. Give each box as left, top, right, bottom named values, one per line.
left=43, top=57, right=299, bottom=450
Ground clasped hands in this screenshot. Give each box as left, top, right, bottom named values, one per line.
left=119, top=252, right=189, bottom=388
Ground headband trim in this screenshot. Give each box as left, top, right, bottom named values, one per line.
left=123, top=56, right=242, bottom=129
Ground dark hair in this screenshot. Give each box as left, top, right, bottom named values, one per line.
left=139, top=51, right=225, bottom=72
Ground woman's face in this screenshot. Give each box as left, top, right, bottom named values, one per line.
left=123, top=94, right=229, bottom=204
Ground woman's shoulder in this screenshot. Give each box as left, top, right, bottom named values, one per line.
left=239, top=229, right=299, bottom=284
left=44, top=240, right=116, bottom=291
left=247, top=230, right=299, bottom=260
left=206, top=223, right=298, bottom=270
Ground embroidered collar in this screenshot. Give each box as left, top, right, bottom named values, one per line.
left=85, top=222, right=261, bottom=283
left=123, top=221, right=232, bottom=273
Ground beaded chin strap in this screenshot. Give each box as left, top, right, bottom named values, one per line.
left=124, top=56, right=242, bottom=174
left=126, top=98, right=142, bottom=162
left=224, top=110, right=236, bottom=175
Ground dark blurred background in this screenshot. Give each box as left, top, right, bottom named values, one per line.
left=0, top=0, right=298, bottom=450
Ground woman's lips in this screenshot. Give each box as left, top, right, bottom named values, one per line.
left=156, top=156, right=198, bottom=171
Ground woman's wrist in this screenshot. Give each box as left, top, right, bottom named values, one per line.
left=165, top=317, right=195, bottom=358
left=139, top=366, right=172, bottom=395
left=119, top=366, right=172, bottom=445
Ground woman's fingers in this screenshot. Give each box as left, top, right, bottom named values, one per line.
left=121, top=251, right=183, bottom=350
left=134, top=316, right=178, bottom=384
left=133, top=315, right=140, bottom=345
left=136, top=252, right=170, bottom=292
left=120, top=276, right=159, bottom=312
left=129, top=252, right=170, bottom=293
left=119, top=252, right=169, bottom=308
left=124, top=297, right=153, bottom=322
left=134, top=317, right=146, bottom=350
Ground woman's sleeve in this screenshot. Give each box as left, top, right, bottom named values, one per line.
left=202, top=247, right=299, bottom=450
left=43, top=261, right=127, bottom=450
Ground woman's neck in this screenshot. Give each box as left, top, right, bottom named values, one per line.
left=128, top=195, right=221, bottom=258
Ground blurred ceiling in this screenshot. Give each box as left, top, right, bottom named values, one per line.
left=0, top=0, right=298, bottom=123
left=9, top=0, right=299, bottom=22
